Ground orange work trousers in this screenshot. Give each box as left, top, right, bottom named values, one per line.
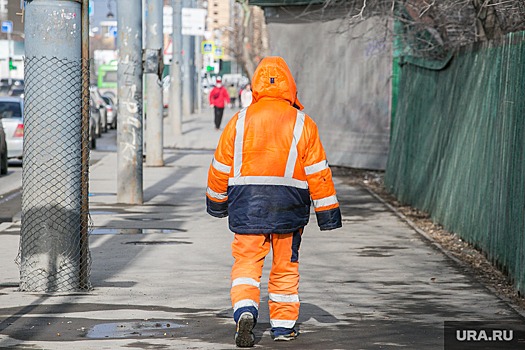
left=230, top=229, right=302, bottom=330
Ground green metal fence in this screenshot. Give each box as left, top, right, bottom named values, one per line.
left=386, top=31, right=525, bottom=294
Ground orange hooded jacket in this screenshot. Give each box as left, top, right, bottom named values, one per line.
left=206, top=57, right=342, bottom=233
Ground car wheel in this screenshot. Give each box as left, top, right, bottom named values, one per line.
left=0, top=143, right=7, bottom=175
left=89, top=126, right=96, bottom=149
left=96, top=119, right=101, bottom=138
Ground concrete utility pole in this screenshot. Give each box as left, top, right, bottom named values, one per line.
left=194, top=0, right=202, bottom=113
left=169, top=0, right=183, bottom=135
left=21, top=0, right=85, bottom=292
left=194, top=34, right=202, bottom=113
left=145, top=0, right=164, bottom=167
left=181, top=0, right=192, bottom=116
left=117, top=0, right=143, bottom=204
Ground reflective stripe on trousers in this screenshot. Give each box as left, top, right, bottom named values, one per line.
left=230, top=231, right=302, bottom=328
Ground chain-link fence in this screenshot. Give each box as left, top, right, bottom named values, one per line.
left=16, top=56, right=91, bottom=292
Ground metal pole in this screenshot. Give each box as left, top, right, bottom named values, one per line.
left=80, top=0, right=91, bottom=290
left=181, top=0, right=192, bottom=116
left=21, top=0, right=83, bottom=292
left=145, top=0, right=164, bottom=167
left=169, top=0, right=183, bottom=135
left=117, top=0, right=144, bottom=204
left=195, top=34, right=202, bottom=113
left=7, top=30, right=11, bottom=85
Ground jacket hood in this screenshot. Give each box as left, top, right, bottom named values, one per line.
left=251, top=56, right=304, bottom=110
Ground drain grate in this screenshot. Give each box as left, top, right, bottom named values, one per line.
left=90, top=228, right=186, bottom=235
left=123, top=240, right=192, bottom=245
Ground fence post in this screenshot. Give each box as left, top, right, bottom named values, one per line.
left=145, top=0, right=164, bottom=167
left=21, top=0, right=88, bottom=292
left=117, top=0, right=144, bottom=204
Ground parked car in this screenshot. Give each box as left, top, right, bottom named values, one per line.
left=89, top=85, right=108, bottom=134
left=89, top=96, right=99, bottom=149
left=0, top=97, right=23, bottom=161
left=8, top=87, right=24, bottom=98
left=0, top=78, right=24, bottom=97
left=0, top=122, right=7, bottom=175
left=102, top=95, right=117, bottom=129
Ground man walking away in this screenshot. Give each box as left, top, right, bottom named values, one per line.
left=209, top=77, right=230, bottom=130
left=206, top=56, right=342, bottom=347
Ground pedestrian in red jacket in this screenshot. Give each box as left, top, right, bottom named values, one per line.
left=209, top=77, right=230, bottom=130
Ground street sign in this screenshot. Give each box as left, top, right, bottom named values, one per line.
left=88, top=0, right=94, bottom=16
left=164, top=38, right=173, bottom=64
left=108, top=26, right=118, bottom=38
left=163, top=5, right=173, bottom=35
left=181, top=8, right=206, bottom=36
left=1, top=20, right=13, bottom=34
left=214, top=46, right=224, bottom=59
left=201, top=41, right=214, bottom=55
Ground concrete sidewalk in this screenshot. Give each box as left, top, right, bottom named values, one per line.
left=0, top=107, right=524, bottom=349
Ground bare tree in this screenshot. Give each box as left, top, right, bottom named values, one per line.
left=232, top=0, right=269, bottom=80
left=285, top=0, right=525, bottom=59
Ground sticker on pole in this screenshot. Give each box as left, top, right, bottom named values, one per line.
left=1, top=21, right=13, bottom=34
left=181, top=8, right=206, bottom=36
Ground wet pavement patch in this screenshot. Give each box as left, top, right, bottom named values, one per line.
left=358, top=245, right=408, bottom=257
left=0, top=282, right=19, bottom=290
left=86, top=320, right=185, bottom=339
left=123, top=240, right=192, bottom=245
left=89, top=211, right=118, bottom=216
left=88, top=192, right=117, bottom=197
left=90, top=228, right=185, bottom=235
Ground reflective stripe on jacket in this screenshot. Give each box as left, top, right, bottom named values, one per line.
left=206, top=56, right=342, bottom=233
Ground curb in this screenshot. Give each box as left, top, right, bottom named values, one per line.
left=361, top=185, right=525, bottom=320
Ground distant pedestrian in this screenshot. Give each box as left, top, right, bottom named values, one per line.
left=206, top=56, right=342, bottom=347
left=240, top=83, right=252, bottom=108
left=227, top=84, right=238, bottom=109
left=209, top=77, right=230, bottom=130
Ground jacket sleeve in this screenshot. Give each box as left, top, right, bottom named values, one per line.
left=206, top=115, right=236, bottom=217
left=302, top=117, right=342, bottom=231
left=223, top=88, right=231, bottom=104
left=209, top=88, right=215, bottom=105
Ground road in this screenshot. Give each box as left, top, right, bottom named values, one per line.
left=0, top=129, right=117, bottom=223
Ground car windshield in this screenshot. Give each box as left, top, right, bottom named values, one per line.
left=0, top=101, right=22, bottom=119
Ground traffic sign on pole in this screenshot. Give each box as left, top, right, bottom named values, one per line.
left=201, top=41, right=214, bottom=55
left=1, top=20, right=13, bottom=34
left=181, top=8, right=206, bottom=36
left=214, top=46, right=224, bottom=59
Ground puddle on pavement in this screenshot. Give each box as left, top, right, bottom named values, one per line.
left=86, top=320, right=185, bottom=339
left=88, top=192, right=117, bottom=197
left=90, top=228, right=185, bottom=235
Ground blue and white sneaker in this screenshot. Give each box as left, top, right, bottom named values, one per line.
left=235, top=312, right=255, bottom=347
left=271, top=327, right=299, bottom=341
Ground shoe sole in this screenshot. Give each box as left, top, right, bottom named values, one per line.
left=235, top=315, right=255, bottom=347
left=273, top=334, right=297, bottom=341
